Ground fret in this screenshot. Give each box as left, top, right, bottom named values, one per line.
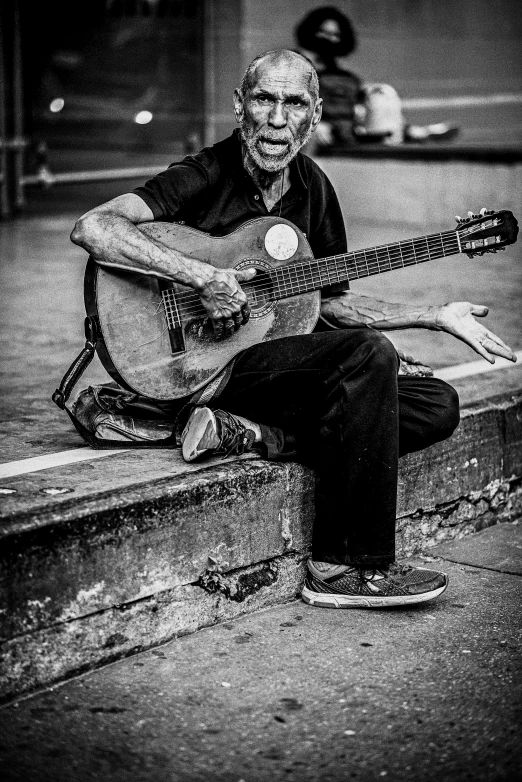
left=310, top=261, right=323, bottom=289
left=385, top=242, right=399, bottom=270
left=401, top=240, right=417, bottom=267
left=368, top=247, right=380, bottom=274
left=301, top=262, right=312, bottom=291
left=443, top=231, right=459, bottom=255
left=365, top=249, right=372, bottom=276
left=430, top=233, right=444, bottom=258
left=423, top=236, right=431, bottom=260
left=280, top=263, right=293, bottom=296
left=404, top=239, right=416, bottom=266
left=385, top=244, right=392, bottom=272
left=270, top=229, right=462, bottom=300
left=412, top=239, right=418, bottom=264
left=333, top=256, right=342, bottom=283
left=397, top=243, right=407, bottom=268
left=316, top=261, right=328, bottom=288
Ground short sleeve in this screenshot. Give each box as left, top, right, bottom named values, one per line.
left=132, top=148, right=219, bottom=222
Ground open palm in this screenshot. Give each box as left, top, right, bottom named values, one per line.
left=436, top=301, right=516, bottom=364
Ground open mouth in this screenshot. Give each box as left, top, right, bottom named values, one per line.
left=257, top=138, right=289, bottom=156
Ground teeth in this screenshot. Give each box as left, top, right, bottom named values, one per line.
left=259, top=140, right=287, bottom=153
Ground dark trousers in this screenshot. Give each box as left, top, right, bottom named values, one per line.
left=215, top=328, right=460, bottom=568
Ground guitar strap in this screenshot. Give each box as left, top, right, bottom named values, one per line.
left=52, top=316, right=179, bottom=450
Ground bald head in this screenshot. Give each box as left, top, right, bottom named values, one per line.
left=240, top=49, right=320, bottom=102
left=234, top=49, right=322, bottom=174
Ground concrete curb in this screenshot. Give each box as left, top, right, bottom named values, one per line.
left=1, top=391, right=521, bottom=702
left=319, top=157, right=522, bottom=225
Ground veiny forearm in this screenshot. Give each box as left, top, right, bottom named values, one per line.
left=321, top=291, right=441, bottom=330
left=71, top=210, right=212, bottom=290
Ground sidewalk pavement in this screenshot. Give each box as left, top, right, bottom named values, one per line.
left=0, top=522, right=520, bottom=782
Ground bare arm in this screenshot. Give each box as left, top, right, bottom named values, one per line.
left=321, top=291, right=516, bottom=364
left=71, top=194, right=255, bottom=337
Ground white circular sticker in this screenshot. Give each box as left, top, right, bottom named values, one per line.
left=264, top=224, right=299, bottom=261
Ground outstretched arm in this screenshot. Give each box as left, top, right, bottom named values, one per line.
left=71, top=194, right=255, bottom=337
left=320, top=291, right=516, bottom=364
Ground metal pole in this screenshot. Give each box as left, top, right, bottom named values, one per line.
left=22, top=164, right=166, bottom=186
left=0, top=5, right=11, bottom=218
left=12, top=0, right=25, bottom=210
left=203, top=0, right=216, bottom=148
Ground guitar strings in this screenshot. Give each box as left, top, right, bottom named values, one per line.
left=168, top=232, right=458, bottom=306
left=166, top=234, right=462, bottom=320
left=161, top=231, right=462, bottom=321
left=165, top=234, right=463, bottom=321
left=166, top=231, right=461, bottom=310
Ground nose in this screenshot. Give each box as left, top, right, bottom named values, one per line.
left=268, top=100, right=287, bottom=128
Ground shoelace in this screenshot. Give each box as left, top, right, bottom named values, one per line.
left=216, top=411, right=254, bottom=456
left=356, top=562, right=414, bottom=585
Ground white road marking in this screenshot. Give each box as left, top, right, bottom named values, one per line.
left=0, top=447, right=129, bottom=480
left=0, top=350, right=521, bottom=480
left=434, top=350, right=522, bottom=381
left=402, top=93, right=522, bottom=110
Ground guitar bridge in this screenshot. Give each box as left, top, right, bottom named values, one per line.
left=161, top=286, right=186, bottom=355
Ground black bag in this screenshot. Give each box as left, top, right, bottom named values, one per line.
left=53, top=317, right=181, bottom=449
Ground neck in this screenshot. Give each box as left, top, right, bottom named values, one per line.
left=242, top=148, right=288, bottom=191
left=267, top=228, right=462, bottom=300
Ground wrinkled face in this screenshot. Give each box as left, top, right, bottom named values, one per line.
left=234, top=57, right=322, bottom=172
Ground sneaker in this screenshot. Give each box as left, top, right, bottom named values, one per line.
left=302, top=560, right=448, bottom=608
left=181, top=406, right=256, bottom=462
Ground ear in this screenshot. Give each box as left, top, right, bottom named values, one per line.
left=310, top=98, right=323, bottom=132
left=233, top=88, right=244, bottom=124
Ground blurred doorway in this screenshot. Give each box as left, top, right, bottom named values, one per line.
left=25, top=0, right=205, bottom=172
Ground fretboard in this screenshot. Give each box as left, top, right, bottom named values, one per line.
left=270, top=229, right=461, bottom=299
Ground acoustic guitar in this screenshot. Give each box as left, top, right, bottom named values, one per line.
left=84, top=210, right=518, bottom=400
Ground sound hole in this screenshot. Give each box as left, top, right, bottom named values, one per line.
left=243, top=270, right=275, bottom=318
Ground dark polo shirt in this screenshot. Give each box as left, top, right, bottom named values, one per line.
left=133, top=129, right=349, bottom=298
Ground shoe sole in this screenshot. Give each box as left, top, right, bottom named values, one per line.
left=181, top=407, right=219, bottom=462
left=301, top=581, right=448, bottom=608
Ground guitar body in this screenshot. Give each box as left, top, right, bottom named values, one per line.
left=85, top=217, right=320, bottom=400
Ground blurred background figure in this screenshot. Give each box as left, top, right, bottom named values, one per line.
left=295, top=5, right=459, bottom=151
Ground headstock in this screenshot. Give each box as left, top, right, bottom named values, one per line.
left=456, top=210, right=519, bottom=257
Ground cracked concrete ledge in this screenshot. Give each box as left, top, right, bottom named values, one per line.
left=0, top=554, right=306, bottom=705
left=1, top=391, right=521, bottom=701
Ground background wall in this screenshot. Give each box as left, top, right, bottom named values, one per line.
left=242, top=0, right=522, bottom=90
left=207, top=0, right=522, bottom=142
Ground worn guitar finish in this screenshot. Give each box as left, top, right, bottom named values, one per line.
left=85, top=217, right=319, bottom=400
left=84, top=211, right=518, bottom=400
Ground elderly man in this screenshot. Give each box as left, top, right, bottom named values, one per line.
left=71, top=50, right=515, bottom=609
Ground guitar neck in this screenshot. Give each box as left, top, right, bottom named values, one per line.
left=271, top=229, right=461, bottom=299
